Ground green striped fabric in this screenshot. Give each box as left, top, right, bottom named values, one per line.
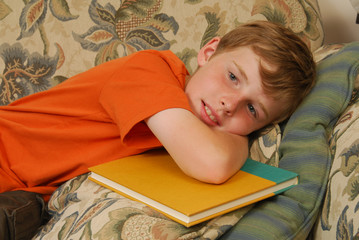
left=222, top=42, right=359, bottom=239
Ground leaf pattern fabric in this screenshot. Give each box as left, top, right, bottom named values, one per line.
left=0, top=0, right=323, bottom=105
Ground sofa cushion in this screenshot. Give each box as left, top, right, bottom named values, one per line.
left=312, top=56, right=359, bottom=239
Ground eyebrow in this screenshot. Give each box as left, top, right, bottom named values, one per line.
left=233, top=61, right=270, bottom=120
left=233, top=61, right=248, bottom=83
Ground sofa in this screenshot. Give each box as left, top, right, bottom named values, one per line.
left=0, top=0, right=358, bottom=239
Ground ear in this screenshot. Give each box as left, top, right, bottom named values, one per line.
left=197, top=37, right=221, bottom=67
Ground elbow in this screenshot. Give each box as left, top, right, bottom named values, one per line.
left=202, top=161, right=237, bottom=184
left=207, top=148, right=247, bottom=184
left=188, top=152, right=246, bottom=185
left=204, top=171, right=232, bottom=185
left=185, top=168, right=230, bottom=185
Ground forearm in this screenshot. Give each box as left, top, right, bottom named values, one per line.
left=178, top=128, right=248, bottom=184
left=146, top=108, right=248, bottom=184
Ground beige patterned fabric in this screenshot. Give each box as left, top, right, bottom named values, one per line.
left=249, top=124, right=282, bottom=167
left=32, top=128, right=281, bottom=240
left=32, top=127, right=281, bottom=239
left=0, top=0, right=323, bottom=105
left=34, top=173, right=254, bottom=239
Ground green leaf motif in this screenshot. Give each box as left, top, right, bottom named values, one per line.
left=176, top=48, right=197, bottom=74
left=58, top=212, right=79, bottom=240
left=302, top=5, right=320, bottom=41
left=49, top=174, right=86, bottom=212
left=0, top=0, right=12, bottom=20
left=336, top=206, right=354, bottom=240
left=68, top=173, right=89, bottom=194
left=252, top=0, right=288, bottom=25
left=97, top=7, right=116, bottom=25
left=126, top=27, right=168, bottom=48
left=200, top=12, right=220, bottom=49
left=116, top=0, right=157, bottom=21
left=79, top=222, right=92, bottom=239
left=49, top=0, right=78, bottom=21
left=339, top=140, right=359, bottom=177
left=147, top=13, right=179, bottom=35
left=89, top=1, right=117, bottom=26
left=73, top=0, right=174, bottom=59
left=53, top=75, right=68, bottom=84
left=343, top=174, right=359, bottom=201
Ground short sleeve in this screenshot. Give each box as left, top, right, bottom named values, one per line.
left=99, top=51, right=192, bottom=146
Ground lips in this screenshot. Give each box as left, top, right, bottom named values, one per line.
left=201, top=101, right=220, bottom=126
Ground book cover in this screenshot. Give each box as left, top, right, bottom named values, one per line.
left=89, top=149, right=298, bottom=227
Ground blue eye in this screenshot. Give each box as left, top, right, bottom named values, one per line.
left=248, top=104, right=257, bottom=117
left=229, top=72, right=238, bottom=82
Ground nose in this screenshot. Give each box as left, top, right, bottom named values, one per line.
left=220, top=95, right=240, bottom=116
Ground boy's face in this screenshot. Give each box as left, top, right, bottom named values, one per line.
left=185, top=38, right=286, bottom=136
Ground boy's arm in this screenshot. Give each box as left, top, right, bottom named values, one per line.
left=145, top=108, right=248, bottom=184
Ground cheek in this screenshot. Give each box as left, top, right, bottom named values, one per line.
left=188, top=78, right=220, bottom=101
left=224, top=114, right=255, bottom=136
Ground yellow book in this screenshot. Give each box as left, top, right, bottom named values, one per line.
left=89, top=149, right=298, bottom=227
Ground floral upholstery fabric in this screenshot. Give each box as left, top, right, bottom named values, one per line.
left=33, top=173, right=254, bottom=239
left=32, top=125, right=281, bottom=240
left=0, top=0, right=323, bottom=105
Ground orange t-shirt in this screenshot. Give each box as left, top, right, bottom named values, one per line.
left=0, top=50, right=191, bottom=200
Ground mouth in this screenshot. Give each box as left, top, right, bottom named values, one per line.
left=201, top=101, right=220, bottom=126
left=205, top=105, right=218, bottom=123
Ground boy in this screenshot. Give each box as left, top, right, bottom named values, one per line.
left=0, top=21, right=315, bottom=200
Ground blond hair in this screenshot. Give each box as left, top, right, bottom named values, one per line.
left=213, top=21, right=316, bottom=122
